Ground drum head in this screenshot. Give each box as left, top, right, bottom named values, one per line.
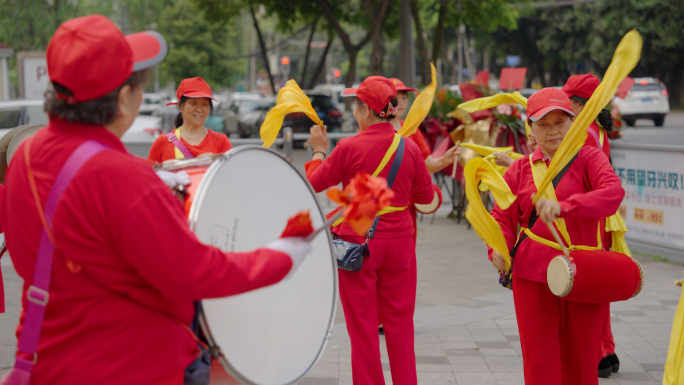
left=190, top=147, right=337, bottom=385
left=0, top=124, right=44, bottom=184
left=8, top=124, right=43, bottom=164
left=414, top=189, right=442, bottom=215
left=547, top=256, right=572, bottom=297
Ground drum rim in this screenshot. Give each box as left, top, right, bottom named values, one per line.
left=414, top=190, right=441, bottom=214
left=631, top=258, right=645, bottom=298
left=189, top=145, right=338, bottom=385
left=7, top=124, right=43, bottom=164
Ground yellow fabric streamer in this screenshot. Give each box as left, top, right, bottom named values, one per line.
left=460, top=143, right=524, bottom=190
left=452, top=92, right=531, bottom=136
left=606, top=212, right=631, bottom=257
left=260, top=79, right=323, bottom=147
left=533, top=30, right=642, bottom=204
left=464, top=157, right=517, bottom=270
left=399, top=63, right=437, bottom=137
left=663, top=285, right=684, bottom=385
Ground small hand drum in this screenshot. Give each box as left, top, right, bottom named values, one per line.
left=547, top=250, right=644, bottom=303
left=414, top=184, right=443, bottom=215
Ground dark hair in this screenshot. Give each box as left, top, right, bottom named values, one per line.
left=174, top=96, right=214, bottom=128
left=44, top=69, right=150, bottom=126
left=355, top=95, right=399, bottom=121
left=570, top=95, right=614, bottom=132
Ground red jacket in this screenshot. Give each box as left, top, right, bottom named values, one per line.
left=1, top=119, right=292, bottom=384
left=490, top=146, right=624, bottom=283
left=0, top=183, right=4, bottom=313
left=584, top=121, right=610, bottom=159
left=148, top=128, right=232, bottom=162
left=305, top=122, right=433, bottom=239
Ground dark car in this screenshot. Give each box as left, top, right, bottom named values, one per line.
left=0, top=100, right=48, bottom=131
left=283, top=93, right=342, bottom=133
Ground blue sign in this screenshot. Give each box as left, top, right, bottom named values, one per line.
left=506, top=55, right=521, bottom=67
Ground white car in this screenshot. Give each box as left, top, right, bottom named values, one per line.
left=614, top=77, right=669, bottom=127
left=0, top=100, right=48, bottom=138
left=121, top=115, right=163, bottom=157
left=139, top=92, right=170, bottom=116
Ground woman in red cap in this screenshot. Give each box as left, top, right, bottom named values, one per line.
left=562, top=73, right=620, bottom=377
left=489, top=88, right=624, bottom=385
left=0, top=15, right=311, bottom=385
left=148, top=77, right=232, bottom=161
left=306, top=76, right=433, bottom=385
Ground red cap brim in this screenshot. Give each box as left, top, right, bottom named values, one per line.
left=127, top=31, right=168, bottom=72
left=341, top=88, right=358, bottom=97
left=529, top=106, right=575, bottom=122
left=395, top=86, right=418, bottom=92
left=181, top=91, right=217, bottom=101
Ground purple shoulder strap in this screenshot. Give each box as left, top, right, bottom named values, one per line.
left=165, top=132, right=194, bottom=159
left=2, top=140, right=107, bottom=384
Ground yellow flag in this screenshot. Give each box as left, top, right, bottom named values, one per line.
left=453, top=92, right=531, bottom=137
left=663, top=285, right=684, bottom=384
left=533, top=30, right=642, bottom=203
left=399, top=63, right=437, bottom=137
left=461, top=143, right=524, bottom=160
left=260, top=79, right=323, bottom=147
left=464, top=157, right=517, bottom=270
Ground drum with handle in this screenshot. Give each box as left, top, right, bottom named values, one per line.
left=160, top=146, right=337, bottom=385
left=547, top=250, right=644, bottom=303
left=414, top=183, right=443, bottom=215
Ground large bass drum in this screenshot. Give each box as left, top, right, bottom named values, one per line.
left=182, top=146, right=337, bottom=385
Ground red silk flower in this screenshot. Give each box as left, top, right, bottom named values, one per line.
left=280, top=209, right=314, bottom=238
left=326, top=172, right=395, bottom=236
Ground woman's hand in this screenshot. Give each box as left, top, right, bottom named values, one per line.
left=438, top=145, right=462, bottom=167
left=491, top=250, right=509, bottom=273
left=309, top=124, right=328, bottom=154
left=492, top=152, right=513, bottom=168
left=535, top=197, right=561, bottom=224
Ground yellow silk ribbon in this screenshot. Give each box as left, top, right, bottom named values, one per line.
left=533, top=30, right=642, bottom=204
left=464, top=157, right=517, bottom=270
left=399, top=63, right=437, bottom=137
left=453, top=92, right=531, bottom=136
left=526, top=156, right=601, bottom=252
left=663, top=285, right=684, bottom=385
left=333, top=134, right=407, bottom=227
left=606, top=212, right=631, bottom=257
left=173, top=128, right=184, bottom=159
left=260, top=79, right=323, bottom=147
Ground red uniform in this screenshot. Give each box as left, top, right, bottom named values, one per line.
left=148, top=128, right=232, bottom=162
left=306, top=122, right=433, bottom=385
left=407, top=130, right=431, bottom=244
left=0, top=183, right=4, bottom=313
left=0, top=119, right=292, bottom=384
left=490, top=146, right=624, bottom=385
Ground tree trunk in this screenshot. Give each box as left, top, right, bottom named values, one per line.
left=370, top=30, right=385, bottom=75
left=250, top=6, right=276, bottom=95
left=308, top=31, right=334, bottom=89
left=54, top=0, right=61, bottom=30
left=345, top=49, right=358, bottom=88
left=409, top=0, right=430, bottom=84
left=300, top=18, right=319, bottom=87
left=431, top=0, right=448, bottom=64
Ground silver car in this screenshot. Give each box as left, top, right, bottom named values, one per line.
left=614, top=77, right=670, bottom=127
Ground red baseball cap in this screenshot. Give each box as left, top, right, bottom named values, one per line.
left=176, top=77, right=217, bottom=101
left=562, top=74, right=600, bottom=99
left=526, top=88, right=575, bottom=122
left=388, top=78, right=418, bottom=92
left=343, top=76, right=398, bottom=117
left=47, top=14, right=167, bottom=103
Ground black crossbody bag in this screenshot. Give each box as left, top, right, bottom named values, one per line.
left=333, top=137, right=405, bottom=272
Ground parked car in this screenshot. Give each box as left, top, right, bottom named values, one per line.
left=283, top=93, right=342, bottom=134
left=121, top=115, right=163, bottom=157
left=223, top=97, right=274, bottom=138
left=0, top=100, right=48, bottom=136
left=139, top=92, right=170, bottom=115
left=310, top=84, right=347, bottom=113
left=613, top=77, right=669, bottom=126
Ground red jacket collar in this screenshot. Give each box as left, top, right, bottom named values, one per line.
left=48, top=118, right=129, bottom=154
left=363, top=122, right=396, bottom=134
left=530, top=146, right=549, bottom=163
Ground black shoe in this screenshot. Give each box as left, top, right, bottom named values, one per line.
left=607, top=353, right=620, bottom=373
left=379, top=326, right=384, bottom=335
left=598, top=356, right=612, bottom=378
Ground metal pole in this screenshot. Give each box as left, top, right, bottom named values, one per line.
left=457, top=24, right=464, bottom=84
left=399, top=0, right=416, bottom=87
left=283, top=126, right=293, bottom=162
left=1, top=57, right=9, bottom=101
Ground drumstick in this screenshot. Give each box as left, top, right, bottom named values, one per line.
left=546, top=221, right=570, bottom=258
left=305, top=210, right=344, bottom=242
left=451, top=141, right=461, bottom=179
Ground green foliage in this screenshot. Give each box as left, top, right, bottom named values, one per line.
left=157, top=0, right=245, bottom=89
left=429, top=87, right=463, bottom=120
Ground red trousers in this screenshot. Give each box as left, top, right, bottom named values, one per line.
left=601, top=305, right=616, bottom=356
left=339, top=236, right=417, bottom=385
left=514, top=277, right=607, bottom=385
